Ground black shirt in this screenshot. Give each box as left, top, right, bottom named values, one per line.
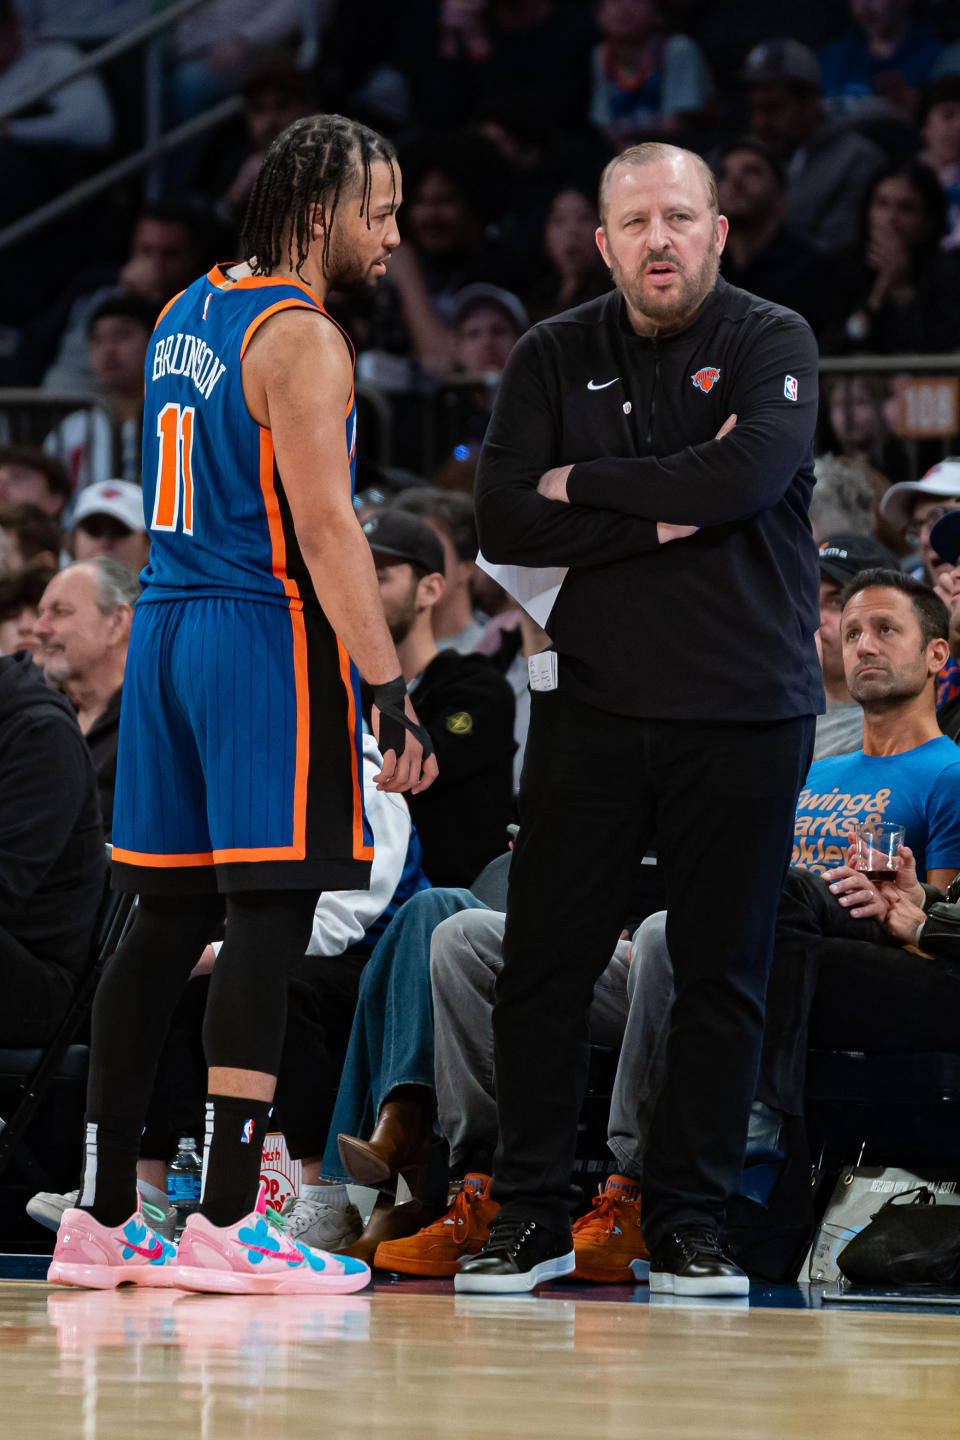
left=407, top=649, right=516, bottom=889
left=84, top=685, right=122, bottom=842
left=720, top=228, right=828, bottom=336
left=0, top=652, right=105, bottom=973
left=475, top=278, right=824, bottom=722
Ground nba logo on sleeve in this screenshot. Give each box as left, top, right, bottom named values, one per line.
left=241, top=1119, right=255, bottom=1145
left=784, top=375, right=798, bottom=402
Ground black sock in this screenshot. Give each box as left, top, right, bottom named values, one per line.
left=77, top=1119, right=142, bottom=1227
left=200, top=1094, right=273, bottom=1228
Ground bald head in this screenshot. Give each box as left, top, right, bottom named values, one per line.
left=598, top=143, right=719, bottom=227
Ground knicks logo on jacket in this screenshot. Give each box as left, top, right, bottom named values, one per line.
left=691, top=366, right=720, bottom=393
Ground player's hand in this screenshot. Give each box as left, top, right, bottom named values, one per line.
left=373, top=693, right=439, bottom=794
left=823, top=862, right=887, bottom=920
left=537, top=465, right=573, bottom=502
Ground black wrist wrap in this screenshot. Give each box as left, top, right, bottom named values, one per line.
left=372, top=676, right=434, bottom=761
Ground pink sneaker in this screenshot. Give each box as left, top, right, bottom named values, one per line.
left=47, top=1202, right=179, bottom=1290
left=174, top=1182, right=371, bottom=1295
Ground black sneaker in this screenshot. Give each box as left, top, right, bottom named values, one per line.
left=454, top=1212, right=575, bottom=1293
left=649, top=1227, right=749, bottom=1297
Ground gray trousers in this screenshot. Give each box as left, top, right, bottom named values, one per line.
left=430, top=909, right=634, bottom=1175
left=606, top=911, right=673, bottom=1180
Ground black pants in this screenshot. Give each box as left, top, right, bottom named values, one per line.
left=0, top=925, right=77, bottom=1047
left=492, top=688, right=814, bottom=1250
left=759, top=869, right=960, bottom=1109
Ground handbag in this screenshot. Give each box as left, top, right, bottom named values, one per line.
left=805, top=1165, right=960, bottom=1282
left=837, top=1186, right=960, bottom=1286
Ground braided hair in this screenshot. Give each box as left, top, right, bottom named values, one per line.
left=241, top=113, right=397, bottom=277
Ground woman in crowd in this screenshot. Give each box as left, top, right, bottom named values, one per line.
left=821, top=160, right=960, bottom=354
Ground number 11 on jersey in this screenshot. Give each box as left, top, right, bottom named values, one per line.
left=153, top=402, right=195, bottom=535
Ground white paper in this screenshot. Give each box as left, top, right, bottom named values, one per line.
left=475, top=552, right=567, bottom=630
left=528, top=650, right=558, bottom=691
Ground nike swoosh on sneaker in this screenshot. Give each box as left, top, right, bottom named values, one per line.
left=587, top=378, right=618, bottom=390
left=235, top=1240, right=305, bottom=1265
left=123, top=1239, right=164, bottom=1261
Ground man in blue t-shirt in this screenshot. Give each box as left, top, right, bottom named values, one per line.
left=605, top=568, right=960, bottom=1206
left=799, top=566, right=960, bottom=894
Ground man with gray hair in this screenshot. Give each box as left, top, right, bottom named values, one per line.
left=463, top=141, right=822, bottom=1297
left=34, top=557, right=139, bottom=838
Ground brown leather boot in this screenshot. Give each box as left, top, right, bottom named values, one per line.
left=337, top=1088, right=433, bottom=1189
left=342, top=1194, right=445, bottom=1266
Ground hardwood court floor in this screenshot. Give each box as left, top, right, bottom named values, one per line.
left=2, top=1279, right=960, bottom=1440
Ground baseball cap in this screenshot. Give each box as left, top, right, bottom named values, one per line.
left=929, top=509, right=960, bottom=566
left=362, top=510, right=445, bottom=576
left=454, top=283, right=529, bottom=334
left=739, top=38, right=822, bottom=91
left=878, top=459, right=960, bottom=529
left=70, top=481, right=145, bottom=534
left=818, top=533, right=899, bottom=585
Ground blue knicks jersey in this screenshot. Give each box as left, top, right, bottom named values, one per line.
left=138, top=264, right=357, bottom=606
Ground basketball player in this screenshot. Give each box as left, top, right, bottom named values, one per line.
left=48, top=115, right=437, bottom=1295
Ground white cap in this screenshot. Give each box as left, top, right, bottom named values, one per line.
left=71, top=480, right=145, bottom=533
left=879, top=459, right=960, bottom=529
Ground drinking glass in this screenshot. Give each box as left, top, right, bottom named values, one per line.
left=853, top=821, right=905, bottom=884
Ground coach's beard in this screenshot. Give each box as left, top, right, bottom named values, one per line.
left=617, top=248, right=719, bottom=334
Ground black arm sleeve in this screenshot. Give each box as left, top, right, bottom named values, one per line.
left=566, top=317, right=819, bottom=526
left=475, top=329, right=661, bottom=567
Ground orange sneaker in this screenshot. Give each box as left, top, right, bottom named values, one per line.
left=373, top=1173, right=500, bottom=1277
left=572, top=1174, right=649, bottom=1283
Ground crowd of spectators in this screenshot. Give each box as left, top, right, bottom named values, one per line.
left=7, top=0, right=960, bottom=1283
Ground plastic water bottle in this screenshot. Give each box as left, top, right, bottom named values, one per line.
left=167, top=1136, right=202, bottom=1236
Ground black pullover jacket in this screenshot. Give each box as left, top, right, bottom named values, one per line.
left=0, top=651, right=104, bottom=972
left=475, top=277, right=825, bottom=722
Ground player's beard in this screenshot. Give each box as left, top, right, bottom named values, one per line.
left=326, top=226, right=387, bottom=292
left=610, top=241, right=720, bottom=333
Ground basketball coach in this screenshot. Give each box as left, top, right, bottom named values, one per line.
left=458, top=143, right=822, bottom=1297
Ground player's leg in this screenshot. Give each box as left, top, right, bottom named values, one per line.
left=197, top=887, right=318, bottom=1228
left=170, top=600, right=372, bottom=1292
left=77, top=892, right=226, bottom=1225
left=76, top=599, right=223, bottom=1229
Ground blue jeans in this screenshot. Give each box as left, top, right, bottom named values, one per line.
left=320, top=887, right=487, bottom=1182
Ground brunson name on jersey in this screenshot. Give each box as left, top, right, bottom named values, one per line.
left=152, top=332, right=227, bottom=399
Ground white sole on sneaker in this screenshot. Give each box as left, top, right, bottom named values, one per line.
left=649, top=1271, right=749, bottom=1297
left=454, top=1249, right=576, bottom=1294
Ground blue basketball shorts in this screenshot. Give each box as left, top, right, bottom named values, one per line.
left=111, top=595, right=373, bottom=894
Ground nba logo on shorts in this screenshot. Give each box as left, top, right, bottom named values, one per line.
left=784, top=375, right=798, bottom=402
left=241, top=1118, right=255, bottom=1145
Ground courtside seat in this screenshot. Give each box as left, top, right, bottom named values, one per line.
left=0, top=1047, right=89, bottom=1083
